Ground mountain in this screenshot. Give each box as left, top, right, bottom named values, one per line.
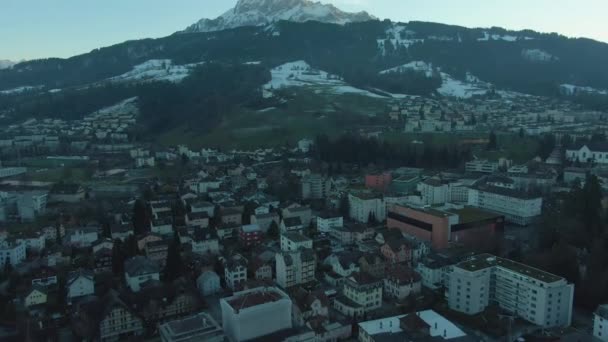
left=0, top=60, right=17, bottom=70
left=182, top=0, right=376, bottom=33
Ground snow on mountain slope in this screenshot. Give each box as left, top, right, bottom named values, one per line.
left=182, top=0, right=376, bottom=33
left=87, top=97, right=139, bottom=118
left=380, top=61, right=435, bottom=77
left=560, top=84, right=608, bottom=96
left=107, top=60, right=201, bottom=84
left=0, top=60, right=18, bottom=70
left=264, top=60, right=384, bottom=98
left=0, top=85, right=44, bottom=95
left=521, top=49, right=558, bottom=62
left=377, top=25, right=424, bottom=55
left=379, top=61, right=492, bottom=99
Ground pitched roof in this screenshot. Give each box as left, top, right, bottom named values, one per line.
left=67, top=269, right=94, bottom=286
left=124, top=256, right=160, bottom=277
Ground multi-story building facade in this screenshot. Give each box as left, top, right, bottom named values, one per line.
left=447, top=254, right=574, bottom=328
left=594, top=304, right=608, bottom=341
left=159, top=313, right=225, bottom=342
left=301, top=174, right=332, bottom=200
left=566, top=143, right=608, bottom=164
left=276, top=248, right=316, bottom=289
left=349, top=193, right=386, bottom=223
left=280, top=232, right=313, bottom=252
left=316, top=213, right=343, bottom=233
left=0, top=240, right=26, bottom=268
left=465, top=159, right=499, bottom=173
left=225, top=255, right=248, bottom=291
left=334, top=273, right=382, bottom=319
left=221, top=287, right=292, bottom=342
left=468, top=185, right=542, bottom=225
left=365, top=172, right=392, bottom=192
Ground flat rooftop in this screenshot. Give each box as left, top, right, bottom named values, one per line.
left=226, top=288, right=285, bottom=311
left=450, top=207, right=502, bottom=224
left=456, top=254, right=563, bottom=283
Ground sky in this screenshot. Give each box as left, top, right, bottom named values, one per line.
left=1, top=0, right=607, bottom=61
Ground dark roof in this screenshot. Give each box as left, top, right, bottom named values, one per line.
left=283, top=217, right=303, bottom=227
left=124, top=256, right=160, bottom=277
left=569, top=142, right=608, bottom=153
left=192, top=228, right=218, bottom=242
left=67, top=269, right=94, bottom=286
left=50, top=183, right=83, bottom=194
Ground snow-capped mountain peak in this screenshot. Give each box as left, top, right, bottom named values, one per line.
left=0, top=60, right=18, bottom=70
left=182, top=0, right=376, bottom=33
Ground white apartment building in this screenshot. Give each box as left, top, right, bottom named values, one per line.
left=465, top=160, right=499, bottom=173
left=334, top=273, right=382, bottom=319
left=124, top=256, right=160, bottom=293
left=0, top=240, right=26, bottom=268
left=349, top=193, right=386, bottom=223
left=447, top=254, right=574, bottom=328
left=280, top=232, right=313, bottom=252
left=594, top=304, right=608, bottom=341
left=468, top=185, right=542, bottom=225
left=160, top=313, right=225, bottom=342
left=301, top=174, right=331, bottom=200
left=566, top=143, right=608, bottom=164
left=418, top=179, right=449, bottom=205
left=225, top=256, right=248, bottom=291
left=316, top=214, right=343, bottom=233
left=275, top=249, right=316, bottom=289
left=221, top=287, right=292, bottom=342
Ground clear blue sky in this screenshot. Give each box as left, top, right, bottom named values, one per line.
left=2, top=0, right=606, bottom=61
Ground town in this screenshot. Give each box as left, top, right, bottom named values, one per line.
left=0, top=88, right=608, bottom=342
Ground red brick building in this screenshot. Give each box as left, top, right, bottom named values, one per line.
left=365, top=172, right=393, bottom=192
left=387, top=205, right=503, bottom=250
left=239, top=224, right=263, bottom=247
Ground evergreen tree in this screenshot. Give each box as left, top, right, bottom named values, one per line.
left=124, top=234, right=139, bottom=258
left=133, top=199, right=150, bottom=235
left=339, top=195, right=350, bottom=218
left=164, top=231, right=183, bottom=281
left=268, top=221, right=279, bottom=239
left=111, top=240, right=125, bottom=275
left=55, top=223, right=62, bottom=245
left=487, top=131, right=498, bottom=150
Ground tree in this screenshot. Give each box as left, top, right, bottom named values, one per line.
left=339, top=195, right=350, bottom=218
left=133, top=199, right=150, bottom=235
left=164, top=231, right=183, bottom=281
left=55, top=223, right=63, bottom=245
left=368, top=212, right=377, bottom=225
left=487, top=131, right=498, bottom=150
left=101, top=223, right=111, bottom=239
left=124, top=234, right=140, bottom=258
left=111, top=240, right=125, bottom=275
left=268, top=221, right=279, bottom=239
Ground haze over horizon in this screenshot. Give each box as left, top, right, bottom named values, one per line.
left=2, top=0, right=607, bottom=61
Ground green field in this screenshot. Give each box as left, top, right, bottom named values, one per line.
left=158, top=89, right=388, bottom=149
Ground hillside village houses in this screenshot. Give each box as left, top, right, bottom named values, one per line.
left=0, top=90, right=606, bottom=341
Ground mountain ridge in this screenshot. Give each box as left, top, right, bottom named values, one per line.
left=182, top=0, right=376, bottom=33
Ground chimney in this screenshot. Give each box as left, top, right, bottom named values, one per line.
left=444, top=329, right=447, bottom=337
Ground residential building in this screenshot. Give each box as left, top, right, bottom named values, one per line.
left=225, top=255, right=248, bottom=291
left=145, top=240, right=169, bottom=268
left=197, top=271, right=221, bottom=296
left=98, top=291, right=144, bottom=342
left=252, top=212, right=280, bottom=233
left=468, top=185, right=542, bottom=225
left=358, top=253, right=387, bottom=279
left=240, top=224, right=263, bottom=247
left=365, top=172, right=392, bottom=192
left=334, top=273, right=382, bottom=319
left=418, top=178, right=449, bottom=205
left=0, top=240, right=26, bottom=268
left=24, top=285, right=48, bottom=307
left=465, top=159, right=499, bottom=173
left=159, top=313, right=225, bottom=342
left=358, top=310, right=469, bottom=342
left=124, top=256, right=161, bottom=293
left=447, top=254, right=574, bottom=328
left=283, top=205, right=313, bottom=226
left=566, top=142, right=608, bottom=164
left=383, top=267, right=422, bottom=300
left=221, top=286, right=292, bottom=342
left=280, top=217, right=304, bottom=233
left=276, top=248, right=316, bottom=289
left=594, top=304, right=608, bottom=341
left=301, top=174, right=331, bottom=200
left=380, top=237, right=413, bottom=264
left=316, top=213, right=343, bottom=233
left=67, top=269, right=95, bottom=304
left=290, top=287, right=330, bottom=326
left=349, top=193, right=386, bottom=223
left=17, top=191, right=48, bottom=221
left=280, top=232, right=313, bottom=252
left=190, top=228, right=220, bottom=255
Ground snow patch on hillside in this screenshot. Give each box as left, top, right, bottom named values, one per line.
left=87, top=97, right=139, bottom=118
left=521, top=49, right=557, bottom=62
left=438, top=72, right=491, bottom=98
left=377, top=25, right=424, bottom=55
left=560, top=84, right=608, bottom=96
left=108, top=60, right=201, bottom=84
left=477, top=32, right=518, bottom=42
left=263, top=60, right=384, bottom=98
left=0, top=85, right=43, bottom=95
left=380, top=61, right=435, bottom=77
